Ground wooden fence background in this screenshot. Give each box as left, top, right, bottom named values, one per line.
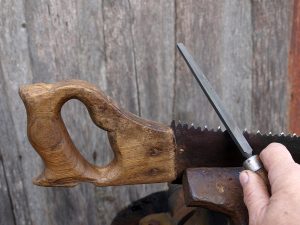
left=0, top=0, right=296, bottom=224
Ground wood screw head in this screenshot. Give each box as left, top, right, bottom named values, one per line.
left=150, top=148, right=161, bottom=156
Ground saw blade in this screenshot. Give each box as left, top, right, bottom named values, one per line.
left=171, top=121, right=300, bottom=181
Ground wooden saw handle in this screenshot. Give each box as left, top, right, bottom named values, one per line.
left=19, top=80, right=176, bottom=187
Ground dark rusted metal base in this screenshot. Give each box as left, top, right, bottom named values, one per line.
left=111, top=186, right=229, bottom=225
left=111, top=191, right=169, bottom=225
left=112, top=167, right=247, bottom=224
left=168, top=184, right=228, bottom=225
left=183, top=167, right=248, bottom=225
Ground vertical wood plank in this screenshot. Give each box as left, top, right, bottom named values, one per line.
left=93, top=1, right=170, bottom=223
left=0, top=77, right=32, bottom=225
left=23, top=0, right=58, bottom=82
left=103, top=0, right=139, bottom=111
left=129, top=0, right=175, bottom=202
left=22, top=1, right=70, bottom=224
left=22, top=0, right=107, bottom=224
left=288, top=0, right=300, bottom=134
left=175, top=0, right=252, bottom=130
left=24, top=0, right=109, bottom=224
left=98, top=0, right=141, bottom=222
left=0, top=0, right=33, bottom=224
left=175, top=0, right=223, bottom=128
left=219, top=1, right=252, bottom=130
left=251, top=0, right=293, bottom=133
left=0, top=159, right=16, bottom=225
left=130, top=0, right=175, bottom=124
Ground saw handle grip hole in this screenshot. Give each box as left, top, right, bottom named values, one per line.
left=61, top=99, right=114, bottom=167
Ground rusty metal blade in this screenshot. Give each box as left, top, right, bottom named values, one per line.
left=171, top=121, right=300, bottom=182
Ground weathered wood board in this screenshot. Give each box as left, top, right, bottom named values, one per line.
left=175, top=0, right=253, bottom=129
left=0, top=0, right=294, bottom=224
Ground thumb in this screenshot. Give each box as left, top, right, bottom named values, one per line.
left=239, top=170, right=269, bottom=221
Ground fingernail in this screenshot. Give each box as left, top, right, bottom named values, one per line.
left=239, top=171, right=249, bottom=186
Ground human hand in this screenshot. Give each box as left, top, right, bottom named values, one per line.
left=239, top=143, right=300, bottom=225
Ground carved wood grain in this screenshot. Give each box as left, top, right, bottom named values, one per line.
left=19, top=80, right=176, bottom=187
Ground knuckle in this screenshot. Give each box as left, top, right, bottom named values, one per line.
left=260, top=143, right=288, bottom=159
left=267, top=142, right=287, bottom=150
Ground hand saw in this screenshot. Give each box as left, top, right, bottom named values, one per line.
left=19, top=80, right=300, bottom=225
left=19, top=80, right=300, bottom=187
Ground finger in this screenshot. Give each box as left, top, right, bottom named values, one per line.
left=260, top=143, right=295, bottom=178
left=239, top=170, right=269, bottom=221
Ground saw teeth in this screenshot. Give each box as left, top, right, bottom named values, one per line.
left=243, top=130, right=249, bottom=135
left=176, top=122, right=182, bottom=129
left=171, top=120, right=300, bottom=141
left=172, top=120, right=224, bottom=133
left=182, top=123, right=188, bottom=130
left=171, top=120, right=176, bottom=128
left=190, top=123, right=195, bottom=131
